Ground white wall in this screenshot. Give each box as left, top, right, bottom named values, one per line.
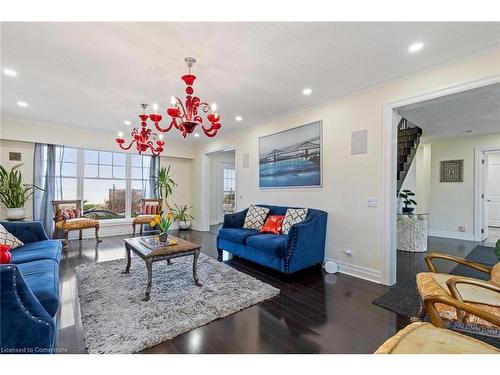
left=208, top=151, right=235, bottom=224
left=191, top=49, right=500, bottom=284
left=416, top=133, right=500, bottom=240
left=0, top=140, right=35, bottom=219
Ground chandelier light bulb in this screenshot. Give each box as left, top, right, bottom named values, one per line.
left=152, top=103, right=159, bottom=114
left=159, top=134, right=163, bottom=140
left=211, top=103, right=217, bottom=112
left=118, top=131, right=123, bottom=138
left=170, top=96, right=176, bottom=106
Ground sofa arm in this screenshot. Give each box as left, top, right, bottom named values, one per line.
left=222, top=209, right=248, bottom=229
left=0, top=265, right=56, bottom=353
left=284, top=211, right=328, bottom=273
left=0, top=221, right=49, bottom=244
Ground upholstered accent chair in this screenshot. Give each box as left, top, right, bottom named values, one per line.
left=132, top=198, right=162, bottom=236
left=52, top=200, right=101, bottom=249
left=375, top=322, right=499, bottom=354
left=414, top=252, right=500, bottom=334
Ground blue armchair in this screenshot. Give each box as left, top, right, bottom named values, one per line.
left=0, top=221, right=62, bottom=354
left=217, top=205, right=327, bottom=274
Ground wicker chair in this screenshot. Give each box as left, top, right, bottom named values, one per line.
left=52, top=200, right=101, bottom=249
left=414, top=252, right=500, bottom=334
left=132, top=198, right=163, bottom=236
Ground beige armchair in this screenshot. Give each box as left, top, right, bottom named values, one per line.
left=414, top=252, right=499, bottom=333
left=52, top=200, right=101, bottom=249
left=132, top=198, right=162, bottom=236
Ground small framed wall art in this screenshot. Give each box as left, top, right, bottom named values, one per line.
left=440, top=159, right=463, bottom=182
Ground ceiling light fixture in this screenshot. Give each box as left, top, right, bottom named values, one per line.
left=235, top=116, right=243, bottom=122
left=124, top=120, right=131, bottom=125
left=115, top=104, right=165, bottom=155
left=3, top=68, right=17, bottom=77
left=194, top=133, right=200, bottom=138
left=17, top=101, right=28, bottom=107
left=408, top=42, right=424, bottom=53
left=302, top=88, right=312, bottom=96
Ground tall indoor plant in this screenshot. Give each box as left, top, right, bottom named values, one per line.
left=155, top=165, right=177, bottom=209
left=0, top=163, right=42, bottom=220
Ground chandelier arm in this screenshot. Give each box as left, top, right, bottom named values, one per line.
left=199, top=102, right=211, bottom=114
left=118, top=141, right=135, bottom=151
left=173, top=96, right=187, bottom=118
left=154, top=121, right=174, bottom=133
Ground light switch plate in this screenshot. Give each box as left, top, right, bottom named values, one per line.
left=367, top=197, right=378, bottom=208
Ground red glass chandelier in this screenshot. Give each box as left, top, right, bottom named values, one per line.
left=115, top=104, right=165, bottom=156
left=157, top=57, right=222, bottom=138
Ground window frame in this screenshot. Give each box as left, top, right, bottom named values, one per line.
left=55, top=146, right=154, bottom=222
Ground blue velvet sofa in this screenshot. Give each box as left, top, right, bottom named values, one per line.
left=217, top=205, right=327, bottom=274
left=0, top=221, right=62, bottom=354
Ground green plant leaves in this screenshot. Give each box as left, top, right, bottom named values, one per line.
left=0, top=163, right=43, bottom=208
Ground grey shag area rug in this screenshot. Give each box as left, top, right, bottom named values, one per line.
left=75, top=254, right=279, bottom=353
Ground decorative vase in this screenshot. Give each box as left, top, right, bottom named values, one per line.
left=6, top=207, right=25, bottom=220
left=159, top=232, right=169, bottom=243
left=0, top=244, right=12, bottom=264
left=402, top=207, right=415, bottom=214
left=179, top=220, right=191, bottom=230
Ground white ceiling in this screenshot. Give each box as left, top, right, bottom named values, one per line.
left=398, top=82, right=500, bottom=139
left=2, top=22, right=500, bottom=142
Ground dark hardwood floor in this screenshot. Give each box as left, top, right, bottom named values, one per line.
left=56, top=230, right=486, bottom=354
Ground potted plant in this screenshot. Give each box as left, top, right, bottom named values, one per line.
left=399, top=189, right=417, bottom=214
left=154, top=165, right=177, bottom=209
left=149, top=212, right=174, bottom=242
left=0, top=163, right=42, bottom=220
left=172, top=204, right=194, bottom=230
left=495, top=239, right=500, bottom=261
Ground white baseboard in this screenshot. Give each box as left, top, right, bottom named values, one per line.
left=488, top=220, right=500, bottom=228
left=67, top=221, right=181, bottom=240
left=324, top=258, right=382, bottom=284
left=428, top=230, right=475, bottom=241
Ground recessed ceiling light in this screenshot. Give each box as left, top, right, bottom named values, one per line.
left=408, top=42, right=424, bottom=53
left=235, top=116, right=243, bottom=122
left=302, top=88, right=312, bottom=96
left=3, top=68, right=17, bottom=77
left=194, top=133, right=200, bottom=138
left=124, top=120, right=131, bottom=125
left=17, top=101, right=28, bottom=107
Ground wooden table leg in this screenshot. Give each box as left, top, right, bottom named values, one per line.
left=122, top=244, right=131, bottom=274
left=193, top=249, right=202, bottom=287
left=143, top=259, right=153, bottom=301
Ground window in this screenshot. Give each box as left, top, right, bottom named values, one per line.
left=83, top=150, right=127, bottom=220
left=222, top=168, right=236, bottom=214
left=54, top=146, right=156, bottom=220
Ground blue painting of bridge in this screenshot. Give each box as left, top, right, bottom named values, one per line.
left=259, top=121, right=321, bottom=188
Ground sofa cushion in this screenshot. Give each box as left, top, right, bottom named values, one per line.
left=0, top=223, right=24, bottom=249
left=282, top=208, right=308, bottom=235
left=17, top=259, right=60, bottom=317
left=10, top=240, right=63, bottom=265
left=246, top=234, right=287, bottom=258
left=243, top=205, right=270, bottom=230
left=218, top=228, right=260, bottom=245
left=261, top=215, right=285, bottom=235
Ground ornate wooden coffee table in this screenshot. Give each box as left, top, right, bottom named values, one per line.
left=123, top=235, right=202, bottom=301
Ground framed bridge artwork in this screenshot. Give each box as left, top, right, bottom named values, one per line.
left=258, top=121, right=322, bottom=188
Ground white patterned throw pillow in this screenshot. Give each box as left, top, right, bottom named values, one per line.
left=0, top=223, right=24, bottom=249
left=243, top=205, right=270, bottom=230
left=282, top=208, right=308, bottom=235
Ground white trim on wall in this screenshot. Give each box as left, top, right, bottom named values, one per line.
left=381, top=74, right=500, bottom=286
left=326, top=258, right=382, bottom=284
left=428, top=230, right=475, bottom=241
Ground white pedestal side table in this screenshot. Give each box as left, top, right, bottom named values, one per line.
left=397, top=213, right=429, bottom=252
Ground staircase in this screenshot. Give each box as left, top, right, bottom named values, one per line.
left=397, top=118, right=422, bottom=193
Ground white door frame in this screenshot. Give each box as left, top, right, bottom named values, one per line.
left=202, top=147, right=237, bottom=231
left=381, top=74, right=500, bottom=285
left=474, top=146, right=500, bottom=241
left=217, top=161, right=236, bottom=223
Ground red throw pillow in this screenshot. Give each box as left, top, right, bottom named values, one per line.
left=260, top=215, right=285, bottom=235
